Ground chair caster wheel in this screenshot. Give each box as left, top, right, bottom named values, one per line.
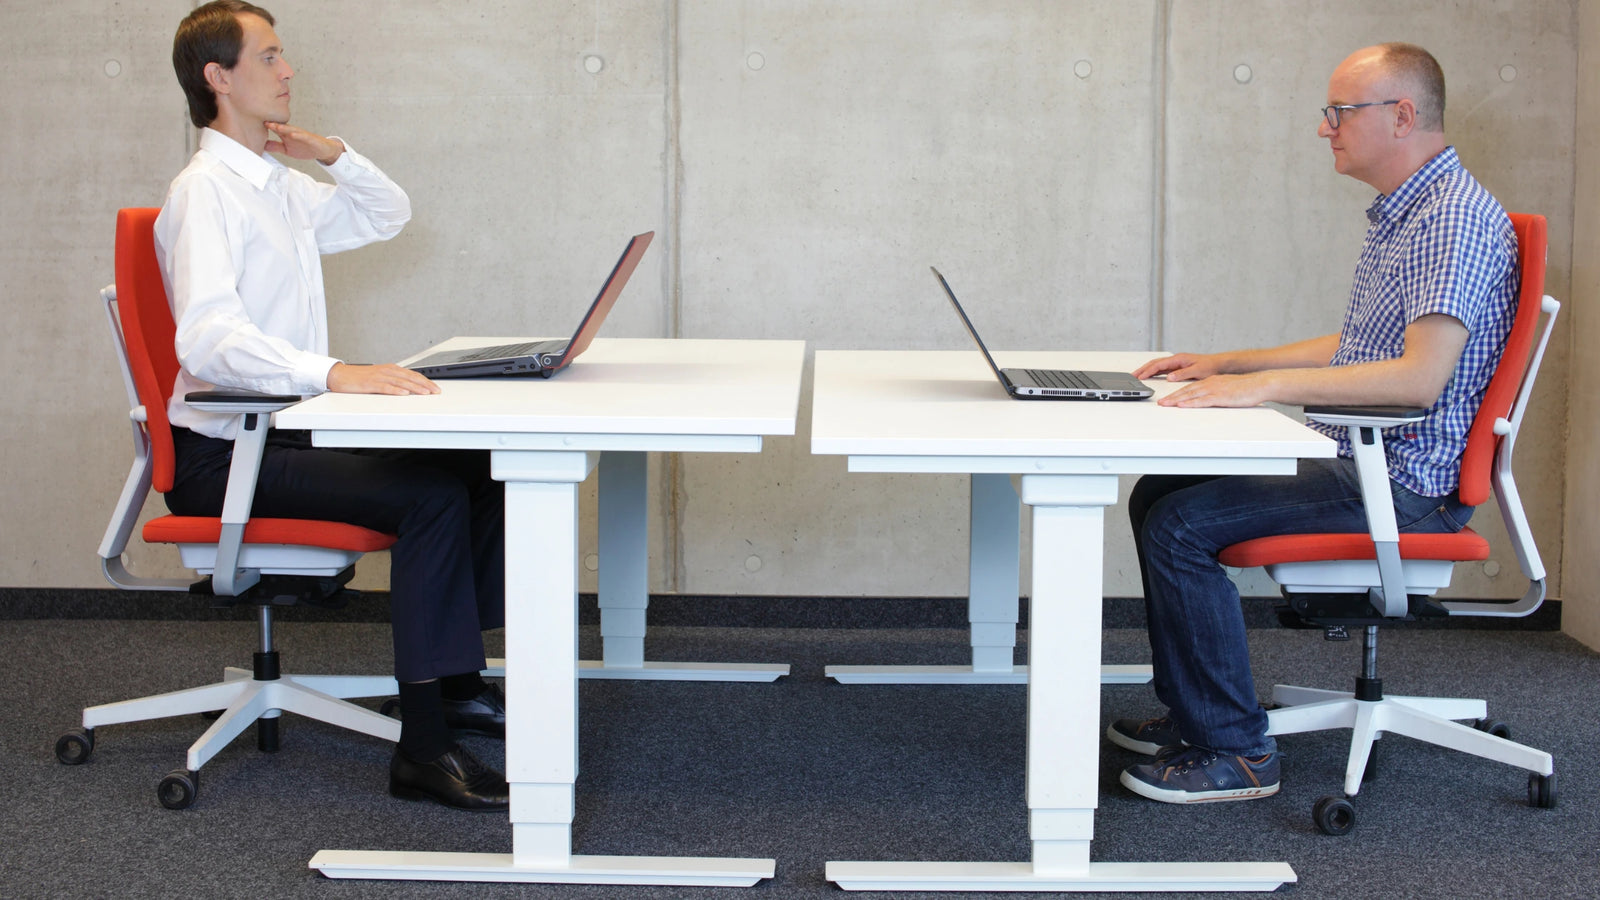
left=1313, top=795, right=1356, bottom=836
left=1475, top=718, right=1512, bottom=740
left=55, top=728, right=95, bottom=765
left=158, top=768, right=200, bottom=810
left=380, top=698, right=400, bottom=718
left=1528, top=772, right=1557, bottom=809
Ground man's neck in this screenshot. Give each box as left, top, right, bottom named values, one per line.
left=1370, top=136, right=1450, bottom=195
left=209, top=110, right=270, bottom=156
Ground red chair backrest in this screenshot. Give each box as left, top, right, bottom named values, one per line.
left=114, top=208, right=180, bottom=493
left=1456, top=213, right=1545, bottom=507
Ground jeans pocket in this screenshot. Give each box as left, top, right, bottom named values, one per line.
left=1396, top=497, right=1472, bottom=533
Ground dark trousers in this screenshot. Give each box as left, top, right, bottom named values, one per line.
left=169, top=428, right=505, bottom=683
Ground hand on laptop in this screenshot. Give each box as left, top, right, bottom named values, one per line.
left=1132, top=353, right=1225, bottom=382
left=327, top=362, right=439, bottom=396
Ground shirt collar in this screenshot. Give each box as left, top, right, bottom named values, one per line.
left=1367, top=146, right=1461, bottom=225
left=198, top=127, right=284, bottom=191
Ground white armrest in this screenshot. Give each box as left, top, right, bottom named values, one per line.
left=1328, top=416, right=1411, bottom=618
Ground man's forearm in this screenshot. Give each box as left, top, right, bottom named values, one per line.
left=1218, top=334, right=1340, bottom=374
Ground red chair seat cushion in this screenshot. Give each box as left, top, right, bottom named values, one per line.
left=143, top=516, right=396, bottom=552
left=1219, top=526, right=1490, bottom=568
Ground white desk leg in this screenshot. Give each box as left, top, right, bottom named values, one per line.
left=312, top=450, right=773, bottom=886
left=969, top=473, right=1023, bottom=673
left=827, top=474, right=1152, bottom=687
left=827, top=475, right=1292, bottom=892
left=580, top=451, right=788, bottom=683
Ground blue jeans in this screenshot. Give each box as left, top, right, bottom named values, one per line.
left=1128, top=456, right=1473, bottom=757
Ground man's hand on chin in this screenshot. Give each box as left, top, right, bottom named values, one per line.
left=265, top=122, right=345, bottom=165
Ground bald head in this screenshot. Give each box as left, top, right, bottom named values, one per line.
left=1345, top=43, right=1446, bottom=132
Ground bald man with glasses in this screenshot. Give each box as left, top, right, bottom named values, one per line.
left=1106, top=43, right=1520, bottom=804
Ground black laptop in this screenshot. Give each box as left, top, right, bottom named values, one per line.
left=410, top=232, right=654, bottom=378
left=932, top=266, right=1153, bottom=400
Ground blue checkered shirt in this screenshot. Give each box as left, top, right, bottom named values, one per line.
left=1309, top=147, right=1519, bottom=498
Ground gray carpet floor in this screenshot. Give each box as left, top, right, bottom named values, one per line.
left=2, top=616, right=1597, bottom=899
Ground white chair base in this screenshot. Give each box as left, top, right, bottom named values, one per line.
left=1265, top=683, right=1553, bottom=797
left=82, top=666, right=400, bottom=771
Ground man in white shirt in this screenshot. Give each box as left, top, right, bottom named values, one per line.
left=156, top=0, right=508, bottom=811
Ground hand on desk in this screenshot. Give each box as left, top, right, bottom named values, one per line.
left=1135, top=353, right=1270, bottom=408
left=1156, top=372, right=1274, bottom=408
left=327, top=362, right=439, bottom=396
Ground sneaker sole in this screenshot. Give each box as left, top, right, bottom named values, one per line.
left=1119, top=769, right=1280, bottom=804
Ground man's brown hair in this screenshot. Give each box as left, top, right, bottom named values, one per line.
left=172, top=1, right=276, bottom=128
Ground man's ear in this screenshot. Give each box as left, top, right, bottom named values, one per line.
left=203, top=60, right=230, bottom=97
left=1392, top=98, right=1418, bottom=138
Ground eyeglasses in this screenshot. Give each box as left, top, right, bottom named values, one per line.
left=1321, top=100, right=1400, bottom=129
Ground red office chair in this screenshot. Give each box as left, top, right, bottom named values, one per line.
left=1219, top=212, right=1559, bottom=835
left=56, top=207, right=402, bottom=809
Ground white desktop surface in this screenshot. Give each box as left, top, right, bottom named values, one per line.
left=813, top=350, right=1331, bottom=467
left=281, top=337, right=802, bottom=446
left=281, top=337, right=804, bottom=886
left=812, top=349, right=1335, bottom=892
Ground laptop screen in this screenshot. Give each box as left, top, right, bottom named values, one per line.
left=554, top=231, right=654, bottom=371
left=931, top=266, right=1011, bottom=386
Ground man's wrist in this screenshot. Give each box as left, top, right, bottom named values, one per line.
left=317, top=138, right=346, bottom=166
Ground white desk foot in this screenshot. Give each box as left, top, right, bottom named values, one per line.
left=825, top=860, right=1295, bottom=892
left=578, top=660, right=789, bottom=682
left=825, top=664, right=1152, bottom=685
left=484, top=658, right=787, bottom=683
left=311, top=851, right=774, bottom=886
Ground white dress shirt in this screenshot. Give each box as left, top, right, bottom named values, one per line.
left=154, top=127, right=411, bottom=439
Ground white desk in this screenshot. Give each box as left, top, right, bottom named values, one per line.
left=279, top=337, right=804, bottom=886
left=811, top=349, right=1335, bottom=893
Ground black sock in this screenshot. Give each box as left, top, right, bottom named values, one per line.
left=397, top=681, right=453, bottom=762
left=439, top=671, right=488, bottom=702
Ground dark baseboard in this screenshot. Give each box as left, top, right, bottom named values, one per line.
left=0, top=587, right=1562, bottom=631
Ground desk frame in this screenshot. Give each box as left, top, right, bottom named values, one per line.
left=825, top=459, right=1296, bottom=893
left=811, top=349, right=1327, bottom=893
left=477, top=450, right=789, bottom=684
left=825, top=473, right=1153, bottom=686
left=309, top=443, right=775, bottom=885
left=283, top=337, right=803, bottom=887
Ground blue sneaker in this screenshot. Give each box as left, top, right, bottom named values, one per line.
left=1120, top=745, right=1280, bottom=804
left=1107, top=716, right=1184, bottom=755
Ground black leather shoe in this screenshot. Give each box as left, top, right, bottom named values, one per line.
left=389, top=744, right=509, bottom=811
left=442, top=683, right=506, bottom=738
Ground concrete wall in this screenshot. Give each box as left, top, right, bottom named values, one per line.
left=0, top=2, right=1584, bottom=625
left=1566, top=0, right=1600, bottom=652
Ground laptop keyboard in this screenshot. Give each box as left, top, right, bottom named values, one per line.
left=1022, top=368, right=1096, bottom=390
left=454, top=340, right=559, bottom=362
